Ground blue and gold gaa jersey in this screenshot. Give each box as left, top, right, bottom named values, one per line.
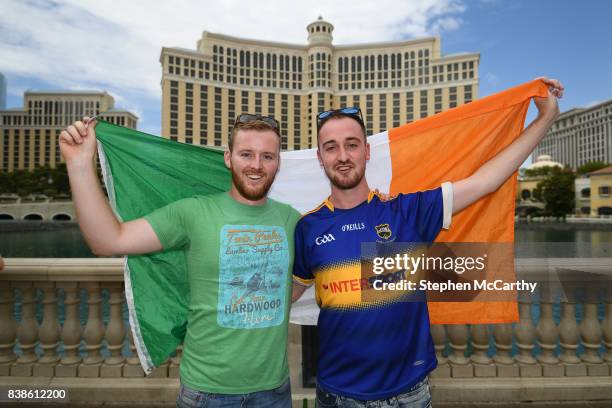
left=293, top=184, right=452, bottom=400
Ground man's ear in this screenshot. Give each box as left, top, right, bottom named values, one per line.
left=365, top=142, right=371, bottom=162
left=317, top=148, right=323, bottom=167
left=224, top=150, right=231, bottom=169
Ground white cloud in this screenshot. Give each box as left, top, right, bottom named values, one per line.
left=0, top=0, right=468, bottom=129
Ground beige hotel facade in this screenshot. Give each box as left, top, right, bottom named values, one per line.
left=0, top=91, right=137, bottom=172
left=160, top=17, right=479, bottom=150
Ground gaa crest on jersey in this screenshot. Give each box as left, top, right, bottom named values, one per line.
left=375, top=223, right=392, bottom=240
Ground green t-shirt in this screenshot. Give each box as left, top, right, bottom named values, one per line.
left=144, top=192, right=300, bottom=393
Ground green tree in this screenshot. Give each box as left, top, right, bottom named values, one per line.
left=577, top=161, right=609, bottom=175
left=524, top=165, right=557, bottom=177
left=533, top=167, right=575, bottom=219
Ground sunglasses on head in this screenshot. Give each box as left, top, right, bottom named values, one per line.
left=234, top=113, right=280, bottom=130
left=316, top=107, right=364, bottom=130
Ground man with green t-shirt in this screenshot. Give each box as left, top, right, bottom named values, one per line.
left=59, top=114, right=300, bottom=407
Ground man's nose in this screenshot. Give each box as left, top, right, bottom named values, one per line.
left=253, top=154, right=264, bottom=169
left=337, top=146, right=349, bottom=162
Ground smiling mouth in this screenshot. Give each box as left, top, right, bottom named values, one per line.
left=336, top=165, right=353, bottom=173
left=246, top=174, right=264, bottom=181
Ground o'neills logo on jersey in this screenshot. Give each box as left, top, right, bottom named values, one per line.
left=341, top=222, right=365, bottom=232
left=315, top=233, right=336, bottom=246
left=375, top=224, right=392, bottom=240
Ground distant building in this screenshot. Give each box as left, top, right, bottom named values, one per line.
left=534, top=100, right=612, bottom=169
left=0, top=90, right=138, bottom=171
left=0, top=73, right=6, bottom=110
left=586, top=165, right=612, bottom=216
left=516, top=155, right=563, bottom=216
left=160, top=17, right=479, bottom=149
left=516, top=155, right=563, bottom=200
left=575, top=176, right=591, bottom=215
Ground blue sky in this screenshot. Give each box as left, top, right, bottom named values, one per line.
left=2, top=0, right=611, bottom=149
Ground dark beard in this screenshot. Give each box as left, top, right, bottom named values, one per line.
left=231, top=169, right=276, bottom=201
left=324, top=165, right=364, bottom=190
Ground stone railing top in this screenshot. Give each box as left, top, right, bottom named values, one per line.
left=1, top=257, right=612, bottom=282
left=0, top=258, right=124, bottom=282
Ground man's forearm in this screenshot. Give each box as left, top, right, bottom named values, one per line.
left=67, top=160, right=122, bottom=255
left=476, top=111, right=557, bottom=194
left=453, top=111, right=557, bottom=213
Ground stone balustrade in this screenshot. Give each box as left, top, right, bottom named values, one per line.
left=1, top=257, right=612, bottom=405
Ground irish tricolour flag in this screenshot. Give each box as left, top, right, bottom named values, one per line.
left=96, top=80, right=548, bottom=373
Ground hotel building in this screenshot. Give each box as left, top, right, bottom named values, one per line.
left=0, top=91, right=138, bottom=172
left=160, top=17, right=479, bottom=150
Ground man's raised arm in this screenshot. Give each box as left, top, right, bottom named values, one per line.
left=59, top=117, right=162, bottom=256
left=452, top=77, right=564, bottom=214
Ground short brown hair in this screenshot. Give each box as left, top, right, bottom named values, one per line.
left=228, top=120, right=281, bottom=151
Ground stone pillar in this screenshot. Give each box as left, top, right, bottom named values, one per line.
left=559, top=301, right=580, bottom=364
left=124, top=327, right=144, bottom=377
left=0, top=285, right=17, bottom=375
left=79, top=284, right=104, bottom=377
left=34, top=284, right=60, bottom=376
left=580, top=293, right=603, bottom=364
left=536, top=298, right=558, bottom=365
left=12, top=286, right=38, bottom=376
left=447, top=324, right=472, bottom=377
left=57, top=285, right=82, bottom=377
left=515, top=294, right=536, bottom=365
left=101, top=284, right=126, bottom=377
left=493, top=323, right=517, bottom=377
left=471, top=324, right=494, bottom=377
left=603, top=302, right=612, bottom=363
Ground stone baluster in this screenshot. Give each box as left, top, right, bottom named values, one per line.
left=604, top=301, right=612, bottom=363
left=580, top=287, right=604, bottom=376
left=35, top=284, right=61, bottom=376
left=169, top=345, right=183, bottom=378
left=79, top=283, right=104, bottom=377
left=493, top=324, right=517, bottom=376
left=447, top=324, right=472, bottom=377
left=471, top=324, right=494, bottom=377
left=559, top=301, right=581, bottom=364
left=470, top=324, right=491, bottom=364
left=124, top=327, right=144, bottom=377
left=514, top=293, right=536, bottom=365
left=430, top=324, right=448, bottom=365
left=536, top=297, right=558, bottom=365
left=101, top=284, right=126, bottom=377
left=0, top=285, right=18, bottom=375
left=57, top=285, right=82, bottom=377
left=12, top=286, right=39, bottom=376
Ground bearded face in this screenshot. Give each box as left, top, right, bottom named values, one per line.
left=317, top=117, right=370, bottom=191
left=224, top=129, right=280, bottom=203
left=230, top=160, right=276, bottom=201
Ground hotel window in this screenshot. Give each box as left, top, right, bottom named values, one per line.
left=393, top=93, right=400, bottom=127
left=449, top=87, right=457, bottom=109
left=464, top=85, right=473, bottom=103
left=420, top=90, right=428, bottom=118
left=434, top=89, right=442, bottom=113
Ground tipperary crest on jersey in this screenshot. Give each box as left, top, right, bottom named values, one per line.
left=375, top=224, right=392, bottom=240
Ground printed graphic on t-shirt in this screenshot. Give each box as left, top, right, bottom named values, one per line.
left=217, top=224, right=289, bottom=329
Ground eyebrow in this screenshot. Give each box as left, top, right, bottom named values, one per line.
left=322, top=136, right=362, bottom=147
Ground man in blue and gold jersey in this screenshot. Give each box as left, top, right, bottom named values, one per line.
left=292, top=78, right=564, bottom=407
